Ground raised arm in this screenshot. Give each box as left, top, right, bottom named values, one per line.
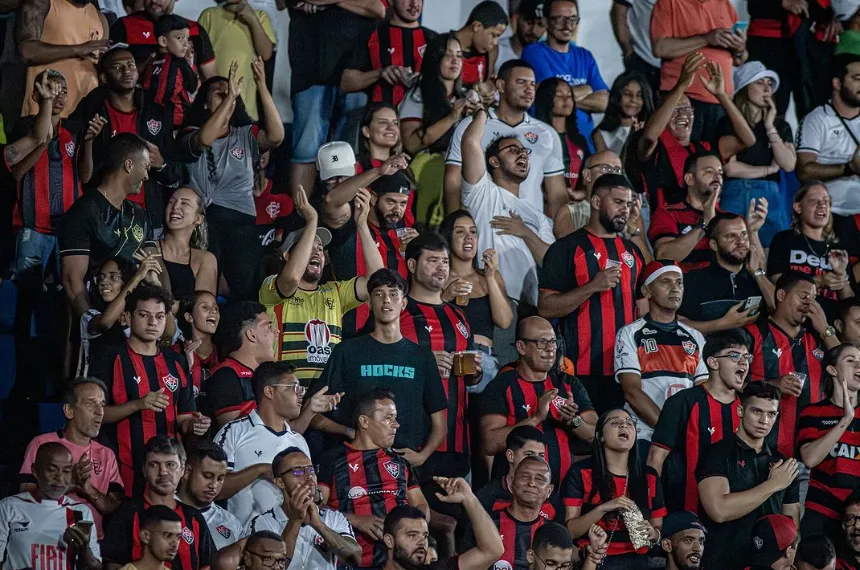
left=251, top=57, right=284, bottom=151
left=275, top=185, right=317, bottom=298
left=609, top=2, right=633, bottom=57
left=401, top=100, right=469, bottom=155
left=322, top=154, right=408, bottom=229
left=800, top=381, right=855, bottom=467
left=190, top=61, right=242, bottom=153
left=434, top=477, right=504, bottom=570
left=353, top=188, right=384, bottom=300
left=461, top=108, right=488, bottom=184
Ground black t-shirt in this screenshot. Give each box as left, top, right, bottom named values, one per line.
left=768, top=229, right=844, bottom=318
left=58, top=190, right=152, bottom=265
left=308, top=335, right=448, bottom=450
left=718, top=117, right=792, bottom=183
left=679, top=262, right=765, bottom=322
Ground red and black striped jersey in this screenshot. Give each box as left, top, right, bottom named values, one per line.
left=561, top=458, right=667, bottom=556
left=559, top=131, right=587, bottom=189
left=839, top=557, right=860, bottom=570
left=9, top=120, right=82, bottom=235
left=462, top=508, right=548, bottom=569
left=476, top=366, right=594, bottom=485
left=318, top=444, right=418, bottom=567
left=746, top=318, right=825, bottom=456
left=648, top=200, right=712, bottom=271
left=89, top=344, right=194, bottom=497
left=798, top=401, right=860, bottom=520
left=170, top=342, right=219, bottom=397
left=474, top=476, right=559, bottom=521
left=539, top=228, right=645, bottom=377
left=650, top=383, right=740, bottom=512
left=102, top=497, right=215, bottom=570
left=461, top=51, right=490, bottom=85
left=140, top=54, right=199, bottom=127
left=400, top=297, right=472, bottom=456
left=199, top=357, right=255, bottom=420
left=110, top=12, right=216, bottom=70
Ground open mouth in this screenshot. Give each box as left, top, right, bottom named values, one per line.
left=515, top=157, right=528, bottom=169
left=688, top=554, right=701, bottom=565
left=169, top=212, right=183, bottom=222
left=618, top=431, right=630, bottom=441
left=308, top=256, right=322, bottom=269
left=205, top=316, right=218, bottom=326
left=463, top=242, right=474, bottom=253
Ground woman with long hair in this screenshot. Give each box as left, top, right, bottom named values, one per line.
left=152, top=187, right=218, bottom=300
left=562, top=409, right=664, bottom=570
left=175, top=290, right=221, bottom=396
left=439, top=210, right=513, bottom=389
left=799, top=343, right=860, bottom=538
left=400, top=33, right=478, bottom=227
left=768, top=182, right=852, bottom=319
left=722, top=62, right=796, bottom=246
left=180, top=58, right=284, bottom=301
left=593, top=71, right=654, bottom=155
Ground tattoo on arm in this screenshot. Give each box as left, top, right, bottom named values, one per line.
left=16, top=0, right=49, bottom=44
left=4, top=144, right=20, bottom=165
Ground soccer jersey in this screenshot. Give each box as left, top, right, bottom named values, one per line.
left=19, top=430, right=124, bottom=539
left=614, top=316, right=708, bottom=441
left=561, top=458, right=666, bottom=556
left=199, top=357, right=255, bottom=419
left=474, top=477, right=559, bottom=521
left=539, top=228, right=645, bottom=377
left=170, top=343, right=219, bottom=398
left=476, top=366, right=594, bottom=485
left=89, top=344, right=194, bottom=497
left=214, top=410, right=310, bottom=528
left=318, top=444, right=417, bottom=568
left=140, top=54, right=198, bottom=127
left=0, top=492, right=99, bottom=570
left=246, top=505, right=354, bottom=570
left=798, top=401, right=860, bottom=520
left=650, top=384, right=741, bottom=512
left=259, top=275, right=362, bottom=382
left=110, top=12, right=216, bottom=69
left=648, top=200, right=712, bottom=270
left=460, top=51, right=490, bottom=85
left=199, top=503, right=243, bottom=551
left=102, top=498, right=214, bottom=570
left=461, top=508, right=548, bottom=570
left=746, top=318, right=825, bottom=456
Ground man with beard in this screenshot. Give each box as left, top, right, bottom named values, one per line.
left=797, top=54, right=860, bottom=216
left=745, top=273, right=840, bottom=458
left=119, top=506, right=183, bottom=570
left=102, top=436, right=216, bottom=570
left=444, top=59, right=566, bottom=218
left=380, top=479, right=504, bottom=570
left=259, top=185, right=383, bottom=382
left=59, top=133, right=152, bottom=316
left=648, top=328, right=750, bottom=513
left=460, top=106, right=555, bottom=307
left=679, top=212, right=775, bottom=333
left=837, top=492, right=860, bottom=570
left=71, top=46, right=183, bottom=231
left=0, top=443, right=101, bottom=570
left=19, top=378, right=123, bottom=539
left=659, top=511, right=706, bottom=570
left=697, top=384, right=800, bottom=570
left=460, top=457, right=553, bottom=568
left=495, top=0, right=546, bottom=72
left=539, top=173, right=645, bottom=414
left=615, top=260, right=708, bottom=445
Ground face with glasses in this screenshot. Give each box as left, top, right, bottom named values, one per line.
left=359, top=398, right=400, bottom=449
left=243, top=538, right=289, bottom=570
left=265, top=374, right=306, bottom=420
left=707, top=347, right=751, bottom=391
left=370, top=284, right=407, bottom=325
left=529, top=544, right=574, bottom=570
left=96, top=260, right=126, bottom=303
left=600, top=411, right=637, bottom=451
left=517, top=319, right=558, bottom=373
left=739, top=396, right=779, bottom=439
left=66, top=382, right=105, bottom=439
left=669, top=95, right=694, bottom=141
left=844, top=504, right=860, bottom=553
left=274, top=450, right=320, bottom=507
left=776, top=280, right=816, bottom=327
left=582, top=151, right=623, bottom=189
left=490, top=138, right=531, bottom=182
left=794, top=184, right=831, bottom=231
left=547, top=0, right=579, bottom=44
left=141, top=520, right=182, bottom=562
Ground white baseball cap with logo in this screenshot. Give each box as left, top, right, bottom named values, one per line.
left=317, top=141, right=357, bottom=181
left=833, top=0, right=860, bottom=20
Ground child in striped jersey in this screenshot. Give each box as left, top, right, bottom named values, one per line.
left=140, top=15, right=199, bottom=129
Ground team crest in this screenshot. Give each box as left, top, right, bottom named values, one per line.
left=551, top=396, right=567, bottom=410
left=417, top=44, right=426, bottom=57
left=682, top=341, right=697, bottom=356
left=131, top=224, right=144, bottom=243
left=622, top=252, right=635, bottom=268
left=216, top=525, right=231, bottom=539
left=753, top=536, right=764, bottom=550
left=181, top=527, right=194, bottom=544
left=456, top=321, right=469, bottom=338
left=146, top=119, right=162, bottom=135
left=524, top=131, right=538, bottom=144
left=162, top=374, right=179, bottom=392
left=230, top=147, right=245, bottom=160
left=65, top=141, right=76, bottom=157
left=383, top=461, right=400, bottom=478
left=813, top=348, right=824, bottom=360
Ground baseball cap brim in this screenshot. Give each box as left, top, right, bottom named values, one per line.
left=278, top=227, right=333, bottom=254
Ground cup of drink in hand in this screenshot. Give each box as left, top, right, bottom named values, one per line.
left=396, top=227, right=409, bottom=253
left=455, top=282, right=473, bottom=306
left=453, top=350, right=479, bottom=378
left=793, top=372, right=807, bottom=389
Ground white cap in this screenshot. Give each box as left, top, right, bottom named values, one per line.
left=733, top=61, right=780, bottom=94
left=833, top=0, right=860, bottom=20
left=317, top=141, right=357, bottom=181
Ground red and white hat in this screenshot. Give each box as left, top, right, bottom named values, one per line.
left=642, top=260, right=683, bottom=287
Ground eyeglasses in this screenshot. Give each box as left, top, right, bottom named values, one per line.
left=502, top=145, right=532, bottom=157
left=520, top=338, right=558, bottom=350
left=275, top=464, right=317, bottom=479
left=532, top=551, right=573, bottom=570
left=549, top=15, right=580, bottom=26
left=607, top=417, right=638, bottom=429
left=589, top=164, right=623, bottom=175
left=672, top=106, right=695, bottom=118
left=845, top=514, right=860, bottom=527
left=713, top=352, right=754, bottom=363
left=246, top=551, right=289, bottom=570
left=270, top=383, right=306, bottom=396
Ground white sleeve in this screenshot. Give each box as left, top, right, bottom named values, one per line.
left=543, top=126, right=565, bottom=176
left=445, top=116, right=472, bottom=165
left=214, top=424, right=236, bottom=470
left=461, top=172, right=492, bottom=206
left=328, top=510, right=356, bottom=539
left=614, top=325, right=641, bottom=380
left=398, top=89, right=424, bottom=121
left=796, top=110, right=826, bottom=154
left=0, top=501, right=9, bottom=565
left=84, top=506, right=101, bottom=560
left=538, top=213, right=555, bottom=244
left=79, top=310, right=102, bottom=341
left=245, top=513, right=279, bottom=535
left=692, top=329, right=709, bottom=381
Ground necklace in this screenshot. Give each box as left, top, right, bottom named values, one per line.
left=597, top=472, right=629, bottom=568
left=802, top=232, right=829, bottom=257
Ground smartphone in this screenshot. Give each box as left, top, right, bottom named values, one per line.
left=743, top=296, right=763, bottom=316
left=733, top=21, right=749, bottom=33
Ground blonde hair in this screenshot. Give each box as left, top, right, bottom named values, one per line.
left=791, top=182, right=837, bottom=244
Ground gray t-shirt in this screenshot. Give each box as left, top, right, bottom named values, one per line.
left=184, top=124, right=260, bottom=217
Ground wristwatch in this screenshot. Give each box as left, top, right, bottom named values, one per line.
left=753, top=269, right=766, bottom=278
left=569, top=414, right=583, bottom=428
left=823, top=326, right=836, bottom=339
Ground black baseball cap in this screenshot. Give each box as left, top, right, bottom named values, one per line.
left=516, top=0, right=545, bottom=20
left=370, top=171, right=412, bottom=196
left=662, top=511, right=706, bottom=539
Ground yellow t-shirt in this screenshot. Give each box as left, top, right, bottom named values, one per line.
left=197, top=6, right=276, bottom=120
left=259, top=275, right=362, bottom=383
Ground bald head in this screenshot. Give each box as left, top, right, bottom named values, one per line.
left=33, top=442, right=73, bottom=500
left=583, top=151, right=622, bottom=189
left=516, top=316, right=554, bottom=341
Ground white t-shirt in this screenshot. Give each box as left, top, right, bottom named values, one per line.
left=446, top=107, right=564, bottom=213
left=246, top=506, right=354, bottom=570
left=797, top=103, right=860, bottom=215
left=398, top=86, right=424, bottom=123
left=626, top=0, right=661, bottom=68
left=495, top=36, right=520, bottom=74
left=200, top=503, right=244, bottom=551
left=0, top=492, right=100, bottom=570
left=214, top=410, right=311, bottom=528
left=462, top=172, right=555, bottom=305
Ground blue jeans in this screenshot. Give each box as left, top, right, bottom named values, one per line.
left=291, top=86, right=367, bottom=163
left=12, top=229, right=60, bottom=285
left=720, top=178, right=789, bottom=247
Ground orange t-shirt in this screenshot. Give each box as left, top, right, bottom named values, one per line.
left=651, top=0, right=738, bottom=104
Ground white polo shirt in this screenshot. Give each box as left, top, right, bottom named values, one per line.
left=446, top=107, right=564, bottom=213
left=199, top=503, right=244, bottom=551
left=0, top=492, right=100, bottom=570
left=246, top=505, right=354, bottom=570
left=214, top=410, right=311, bottom=528
left=797, top=102, right=860, bottom=215
left=462, top=172, right=555, bottom=305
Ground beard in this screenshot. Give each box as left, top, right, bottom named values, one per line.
left=392, top=545, right=424, bottom=570
left=599, top=210, right=626, bottom=234
left=842, top=84, right=860, bottom=108
left=672, top=551, right=702, bottom=570
left=717, top=247, right=749, bottom=266
left=375, top=204, right=401, bottom=229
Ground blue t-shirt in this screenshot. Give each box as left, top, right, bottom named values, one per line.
left=523, top=41, right=608, bottom=151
